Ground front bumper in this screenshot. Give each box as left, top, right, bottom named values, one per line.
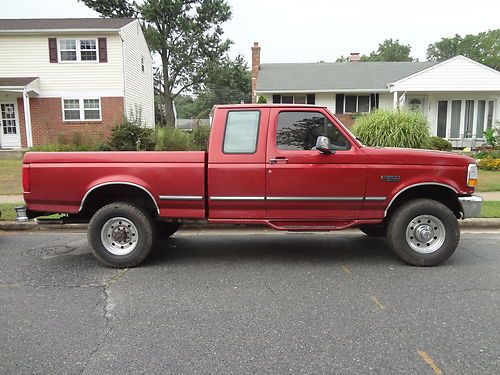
left=459, top=195, right=483, bottom=219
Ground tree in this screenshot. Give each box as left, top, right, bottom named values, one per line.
left=80, top=0, right=232, bottom=127
left=362, top=39, right=415, bottom=62
left=427, top=29, right=500, bottom=70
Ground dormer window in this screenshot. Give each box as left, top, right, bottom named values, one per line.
left=59, top=39, right=98, bottom=62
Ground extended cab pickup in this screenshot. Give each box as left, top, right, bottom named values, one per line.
left=21, top=104, right=482, bottom=267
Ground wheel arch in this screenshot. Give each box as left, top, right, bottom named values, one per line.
left=79, top=182, right=160, bottom=216
left=385, top=183, right=462, bottom=219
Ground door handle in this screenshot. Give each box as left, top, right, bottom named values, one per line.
left=269, top=157, right=288, bottom=164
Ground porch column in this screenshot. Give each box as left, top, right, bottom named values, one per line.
left=393, top=91, right=398, bottom=109
left=23, top=89, right=33, bottom=148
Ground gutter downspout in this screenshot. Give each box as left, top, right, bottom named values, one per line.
left=22, top=88, right=33, bottom=147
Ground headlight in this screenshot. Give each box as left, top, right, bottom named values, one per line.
left=467, top=164, right=478, bottom=188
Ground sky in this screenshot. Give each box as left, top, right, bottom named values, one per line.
left=1, top=0, right=499, bottom=65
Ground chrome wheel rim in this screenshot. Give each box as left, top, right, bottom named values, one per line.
left=100, top=217, right=138, bottom=256
left=405, top=215, right=445, bottom=254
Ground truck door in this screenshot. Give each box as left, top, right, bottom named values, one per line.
left=207, top=107, right=269, bottom=219
left=265, top=108, right=366, bottom=220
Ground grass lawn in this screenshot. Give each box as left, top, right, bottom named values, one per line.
left=0, top=159, right=22, bottom=195
left=476, top=170, right=500, bottom=192
left=2, top=202, right=500, bottom=221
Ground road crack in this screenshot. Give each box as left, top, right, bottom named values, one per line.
left=80, top=268, right=129, bottom=374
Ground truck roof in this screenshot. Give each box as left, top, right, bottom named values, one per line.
left=213, top=104, right=328, bottom=110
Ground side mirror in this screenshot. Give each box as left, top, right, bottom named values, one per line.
left=316, top=136, right=333, bottom=154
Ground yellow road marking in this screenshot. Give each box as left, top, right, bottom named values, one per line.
left=417, top=351, right=442, bottom=375
left=370, top=296, right=385, bottom=310
left=108, top=268, right=128, bottom=286
left=341, top=265, right=352, bottom=274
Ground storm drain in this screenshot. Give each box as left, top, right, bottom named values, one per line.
left=23, top=245, right=76, bottom=257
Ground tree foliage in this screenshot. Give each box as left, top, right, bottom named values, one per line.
left=427, top=29, right=500, bottom=70
left=361, top=39, right=415, bottom=62
left=80, top=0, right=233, bottom=126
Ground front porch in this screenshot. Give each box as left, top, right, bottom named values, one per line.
left=0, top=77, right=39, bottom=149
left=392, top=91, right=498, bottom=148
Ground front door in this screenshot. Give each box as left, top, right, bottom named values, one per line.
left=407, top=97, right=426, bottom=115
left=265, top=108, right=366, bottom=221
left=0, top=102, right=21, bottom=148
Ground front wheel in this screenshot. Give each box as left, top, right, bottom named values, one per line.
left=387, top=199, right=460, bottom=266
left=88, top=202, right=155, bottom=268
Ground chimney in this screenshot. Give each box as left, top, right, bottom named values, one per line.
left=349, top=52, right=361, bottom=63
left=251, top=42, right=261, bottom=103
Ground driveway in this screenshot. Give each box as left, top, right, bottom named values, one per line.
left=0, top=229, right=499, bottom=374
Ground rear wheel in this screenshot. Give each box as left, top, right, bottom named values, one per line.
left=387, top=199, right=459, bottom=266
left=359, top=224, right=386, bottom=237
left=88, top=202, right=155, bottom=268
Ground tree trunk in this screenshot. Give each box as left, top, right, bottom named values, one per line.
left=161, top=53, right=175, bottom=128
left=164, top=91, right=175, bottom=128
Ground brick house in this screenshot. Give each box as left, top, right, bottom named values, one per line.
left=251, top=43, right=500, bottom=148
left=0, top=18, right=154, bottom=149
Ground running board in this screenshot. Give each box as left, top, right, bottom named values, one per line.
left=267, top=220, right=355, bottom=231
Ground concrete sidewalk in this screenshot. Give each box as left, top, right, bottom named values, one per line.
left=2, top=192, right=500, bottom=204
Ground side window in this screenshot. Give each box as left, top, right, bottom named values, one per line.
left=223, top=111, right=260, bottom=154
left=276, top=111, right=351, bottom=151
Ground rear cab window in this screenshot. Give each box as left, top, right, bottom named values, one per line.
left=223, top=111, right=260, bottom=154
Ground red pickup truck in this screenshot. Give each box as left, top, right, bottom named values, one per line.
left=21, top=104, right=482, bottom=268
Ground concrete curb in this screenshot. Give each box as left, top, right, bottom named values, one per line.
left=1, top=219, right=500, bottom=231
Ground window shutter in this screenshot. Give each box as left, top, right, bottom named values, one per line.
left=48, top=38, right=58, bottom=63
left=306, top=94, right=315, bottom=105
left=272, top=94, right=281, bottom=104
left=98, top=38, right=107, bottom=63
left=370, top=94, right=380, bottom=110
left=335, top=94, right=344, bottom=114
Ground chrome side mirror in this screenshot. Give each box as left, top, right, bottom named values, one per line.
left=316, top=136, right=332, bottom=154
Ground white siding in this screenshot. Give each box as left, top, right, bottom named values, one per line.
left=315, top=93, right=335, bottom=112
left=378, top=93, right=393, bottom=110
left=120, top=21, right=155, bottom=128
left=391, top=56, right=500, bottom=92
left=0, top=33, right=124, bottom=97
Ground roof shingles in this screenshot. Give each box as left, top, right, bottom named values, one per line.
left=0, top=18, right=135, bottom=31
left=256, top=61, right=437, bottom=92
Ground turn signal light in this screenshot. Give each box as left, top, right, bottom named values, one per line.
left=467, top=164, right=478, bottom=188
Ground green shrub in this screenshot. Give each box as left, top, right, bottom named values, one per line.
left=191, top=125, right=211, bottom=151
left=108, top=118, right=154, bottom=151
left=154, top=127, right=192, bottom=151
left=29, top=143, right=103, bottom=152
left=428, top=136, right=452, bottom=151
left=352, top=109, right=430, bottom=148
left=483, top=127, right=499, bottom=147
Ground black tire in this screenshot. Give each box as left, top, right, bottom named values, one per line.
left=156, top=221, right=181, bottom=240
left=359, top=224, right=386, bottom=237
left=387, top=199, right=460, bottom=266
left=88, top=202, right=155, bottom=268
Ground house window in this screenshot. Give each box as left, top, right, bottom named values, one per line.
left=63, top=98, right=101, bottom=121
left=272, top=94, right=315, bottom=105
left=59, top=39, right=98, bottom=62
left=335, top=94, right=375, bottom=114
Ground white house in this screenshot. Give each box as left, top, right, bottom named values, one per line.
left=252, top=43, right=500, bottom=148
left=0, top=18, right=154, bottom=149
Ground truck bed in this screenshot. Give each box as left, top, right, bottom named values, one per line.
left=23, top=151, right=207, bottom=218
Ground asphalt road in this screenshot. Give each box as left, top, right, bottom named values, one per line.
left=0, top=229, right=499, bottom=375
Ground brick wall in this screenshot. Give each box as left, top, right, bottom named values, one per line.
left=17, top=96, right=124, bottom=147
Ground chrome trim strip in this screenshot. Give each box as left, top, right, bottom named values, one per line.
left=384, top=182, right=459, bottom=217
left=160, top=195, right=203, bottom=201
left=79, top=182, right=160, bottom=215
left=365, top=196, right=387, bottom=201
left=210, top=196, right=265, bottom=201
left=267, top=196, right=363, bottom=201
